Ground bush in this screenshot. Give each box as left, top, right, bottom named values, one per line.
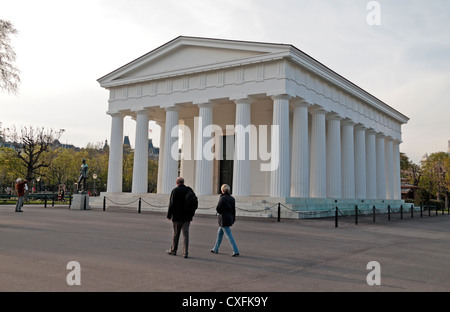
left=414, top=188, right=431, bottom=206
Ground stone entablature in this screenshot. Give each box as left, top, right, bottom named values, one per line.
left=102, top=39, right=406, bottom=141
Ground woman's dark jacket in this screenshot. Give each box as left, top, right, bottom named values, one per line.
left=216, top=193, right=236, bottom=227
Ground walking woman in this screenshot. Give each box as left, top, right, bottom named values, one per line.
left=211, top=184, right=239, bottom=257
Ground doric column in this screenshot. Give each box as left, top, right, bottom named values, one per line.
left=309, top=107, right=327, bottom=198
left=385, top=137, right=394, bottom=200
left=195, top=102, right=215, bottom=195
left=365, top=129, right=377, bottom=199
left=354, top=125, right=367, bottom=199
left=270, top=94, right=291, bottom=198
left=376, top=134, right=386, bottom=199
left=341, top=119, right=356, bottom=199
left=326, top=113, right=341, bottom=199
left=393, top=140, right=401, bottom=200
left=132, top=109, right=149, bottom=194
left=232, top=97, right=253, bottom=196
left=291, top=100, right=310, bottom=198
left=107, top=112, right=125, bottom=193
left=161, top=107, right=180, bottom=194
left=180, top=117, right=195, bottom=188
left=156, top=121, right=165, bottom=194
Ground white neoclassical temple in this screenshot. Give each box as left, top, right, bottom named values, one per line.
left=96, top=36, right=409, bottom=216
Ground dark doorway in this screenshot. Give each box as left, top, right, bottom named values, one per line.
left=218, top=135, right=234, bottom=194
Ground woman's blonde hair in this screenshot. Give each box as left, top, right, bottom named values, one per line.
left=221, top=184, right=231, bottom=194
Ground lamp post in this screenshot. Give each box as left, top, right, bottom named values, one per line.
left=93, top=174, right=97, bottom=196
left=36, top=177, right=41, bottom=193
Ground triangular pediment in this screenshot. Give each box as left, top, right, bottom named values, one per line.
left=117, top=45, right=266, bottom=80
left=98, top=36, right=291, bottom=87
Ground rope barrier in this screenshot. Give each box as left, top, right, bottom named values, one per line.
left=101, top=195, right=281, bottom=214
left=140, top=198, right=168, bottom=208
left=99, top=195, right=447, bottom=226
left=104, top=197, right=140, bottom=206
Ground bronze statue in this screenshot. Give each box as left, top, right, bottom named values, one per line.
left=77, top=159, right=89, bottom=193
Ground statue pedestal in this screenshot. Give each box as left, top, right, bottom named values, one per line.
left=70, top=194, right=90, bottom=210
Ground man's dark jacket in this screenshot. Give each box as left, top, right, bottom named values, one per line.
left=216, top=193, right=236, bottom=227
left=167, top=184, right=192, bottom=222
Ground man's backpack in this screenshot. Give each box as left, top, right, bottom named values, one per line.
left=184, top=186, right=198, bottom=217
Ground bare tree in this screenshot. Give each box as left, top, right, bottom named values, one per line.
left=7, top=126, right=64, bottom=183
left=0, top=19, right=20, bottom=94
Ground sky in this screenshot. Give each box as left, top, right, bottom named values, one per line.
left=1, top=0, right=449, bottom=164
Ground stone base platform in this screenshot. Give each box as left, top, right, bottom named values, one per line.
left=70, top=193, right=91, bottom=210
left=89, top=192, right=405, bottom=219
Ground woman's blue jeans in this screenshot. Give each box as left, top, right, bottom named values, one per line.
left=212, top=227, right=239, bottom=254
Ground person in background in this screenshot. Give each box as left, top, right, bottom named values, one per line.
left=210, top=184, right=240, bottom=257
left=15, top=178, right=27, bottom=212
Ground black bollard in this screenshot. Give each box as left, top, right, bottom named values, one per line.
left=103, top=196, right=106, bottom=211
left=411, top=205, right=414, bottom=219
left=138, top=197, right=142, bottom=214
left=372, top=205, right=376, bottom=223
left=355, top=206, right=358, bottom=225
left=388, top=205, right=391, bottom=221
left=335, top=207, right=338, bottom=228
left=277, top=203, right=281, bottom=222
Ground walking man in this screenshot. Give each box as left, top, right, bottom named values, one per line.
left=15, top=178, right=27, bottom=212
left=166, top=177, right=195, bottom=258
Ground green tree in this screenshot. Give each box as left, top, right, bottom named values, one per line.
left=0, top=147, right=21, bottom=193
left=82, top=146, right=108, bottom=194
left=148, top=159, right=158, bottom=193
left=6, top=125, right=64, bottom=184
left=419, top=152, right=449, bottom=208
left=44, top=147, right=79, bottom=191
left=122, top=151, right=134, bottom=192
left=400, top=153, right=421, bottom=185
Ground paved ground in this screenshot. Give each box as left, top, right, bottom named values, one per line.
left=1, top=204, right=450, bottom=293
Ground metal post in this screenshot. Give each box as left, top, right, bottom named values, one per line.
left=428, top=204, right=431, bottom=217
left=44, top=193, right=47, bottom=208
left=52, top=191, right=55, bottom=207
left=103, top=196, right=106, bottom=211
left=83, top=195, right=87, bottom=210
left=420, top=205, right=423, bottom=218
left=436, top=206, right=438, bottom=216
left=411, top=205, right=414, bottom=219
left=138, top=197, right=142, bottom=214
left=400, top=205, right=403, bottom=219
left=277, top=203, right=281, bottom=222
left=355, top=206, right=358, bottom=225
left=388, top=205, right=391, bottom=221
left=372, top=205, right=376, bottom=223
left=335, top=207, right=338, bottom=228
